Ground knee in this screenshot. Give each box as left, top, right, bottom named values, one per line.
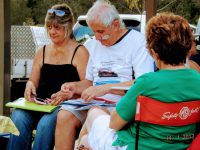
left=88, top=107, right=98, bottom=113
left=11, top=109, right=30, bottom=126
left=9, top=109, right=34, bottom=137
left=57, top=110, right=72, bottom=124
left=86, top=107, right=108, bottom=124
left=36, top=113, right=58, bottom=134
left=11, top=109, right=26, bottom=119
left=88, top=107, right=104, bottom=117
left=57, top=110, right=80, bottom=128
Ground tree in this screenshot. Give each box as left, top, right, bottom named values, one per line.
left=123, top=0, right=142, bottom=13
left=11, top=0, right=32, bottom=25
left=11, top=0, right=200, bottom=25
left=157, top=0, right=200, bottom=24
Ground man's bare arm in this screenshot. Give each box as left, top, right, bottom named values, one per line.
left=73, top=79, right=93, bottom=95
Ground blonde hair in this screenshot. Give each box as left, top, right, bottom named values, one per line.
left=45, top=3, right=74, bottom=39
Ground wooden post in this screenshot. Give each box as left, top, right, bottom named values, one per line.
left=145, top=0, right=157, bottom=22
left=0, top=0, right=11, bottom=116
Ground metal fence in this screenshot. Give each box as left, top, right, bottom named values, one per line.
left=11, top=26, right=51, bottom=78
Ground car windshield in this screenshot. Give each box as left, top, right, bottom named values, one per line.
left=73, top=14, right=145, bottom=43
left=73, top=24, right=94, bottom=43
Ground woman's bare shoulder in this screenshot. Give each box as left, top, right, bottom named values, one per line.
left=76, top=45, right=89, bottom=56
left=72, top=44, right=89, bottom=66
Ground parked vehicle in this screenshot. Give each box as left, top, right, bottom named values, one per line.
left=195, top=17, right=200, bottom=50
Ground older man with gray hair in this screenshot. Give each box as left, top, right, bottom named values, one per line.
left=55, top=0, right=154, bottom=149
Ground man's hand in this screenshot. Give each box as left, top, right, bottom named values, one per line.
left=81, top=85, right=110, bottom=102
left=24, top=81, right=36, bottom=101
left=61, top=82, right=76, bottom=94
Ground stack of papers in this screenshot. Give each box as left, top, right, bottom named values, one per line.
left=5, top=98, right=57, bottom=113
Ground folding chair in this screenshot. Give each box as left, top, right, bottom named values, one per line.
left=135, top=96, right=200, bottom=150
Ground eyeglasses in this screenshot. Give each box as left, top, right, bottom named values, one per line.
left=47, top=9, right=66, bottom=17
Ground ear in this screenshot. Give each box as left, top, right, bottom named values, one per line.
left=151, top=48, right=161, bottom=69
left=149, top=48, right=154, bottom=56
left=151, top=49, right=160, bottom=60
left=112, top=19, right=120, bottom=30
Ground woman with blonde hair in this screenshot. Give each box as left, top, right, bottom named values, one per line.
left=7, top=3, right=88, bottom=150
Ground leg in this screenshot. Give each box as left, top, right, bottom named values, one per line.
left=78, top=107, right=109, bottom=148
left=55, top=110, right=82, bottom=150
left=78, top=135, right=90, bottom=150
left=78, top=122, right=88, bottom=145
left=32, top=107, right=59, bottom=150
left=7, top=109, right=35, bottom=150
left=82, top=107, right=109, bottom=133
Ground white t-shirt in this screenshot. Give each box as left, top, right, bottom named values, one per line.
left=84, top=29, right=154, bottom=86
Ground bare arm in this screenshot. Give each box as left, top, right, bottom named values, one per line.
left=109, top=109, right=128, bottom=130
left=29, top=47, right=43, bottom=88
left=51, top=45, right=91, bottom=104
left=24, top=47, right=43, bottom=100
left=61, top=45, right=91, bottom=95
left=103, top=80, right=133, bottom=95
left=81, top=80, right=133, bottom=102
left=73, top=45, right=89, bottom=81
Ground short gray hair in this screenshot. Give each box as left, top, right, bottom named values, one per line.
left=86, top=0, right=125, bottom=28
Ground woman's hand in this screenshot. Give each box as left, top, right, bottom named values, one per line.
left=50, top=90, right=74, bottom=106
left=24, top=81, right=37, bottom=101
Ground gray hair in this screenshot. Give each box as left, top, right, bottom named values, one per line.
left=86, top=0, right=125, bottom=28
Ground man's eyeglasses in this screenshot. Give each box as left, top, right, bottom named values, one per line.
left=47, top=9, right=66, bottom=17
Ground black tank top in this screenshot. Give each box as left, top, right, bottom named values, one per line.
left=36, top=45, right=81, bottom=99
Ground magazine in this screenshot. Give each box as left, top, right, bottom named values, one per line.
left=61, top=97, right=117, bottom=110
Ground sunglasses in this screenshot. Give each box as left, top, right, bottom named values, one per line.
left=47, top=9, right=66, bottom=17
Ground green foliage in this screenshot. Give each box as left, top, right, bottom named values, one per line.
left=11, top=0, right=200, bottom=25
left=11, top=0, right=32, bottom=25
left=11, top=0, right=137, bottom=25
left=124, top=0, right=142, bottom=13
left=157, top=0, right=200, bottom=25
left=23, top=18, right=35, bottom=26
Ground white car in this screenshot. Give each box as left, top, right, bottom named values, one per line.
left=73, top=14, right=146, bottom=42
left=194, top=17, right=200, bottom=50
